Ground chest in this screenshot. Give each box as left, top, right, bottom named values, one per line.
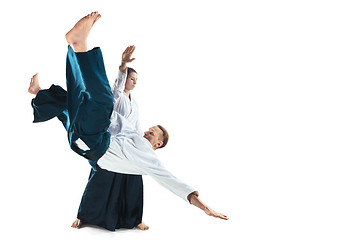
left=114, top=93, right=139, bottom=120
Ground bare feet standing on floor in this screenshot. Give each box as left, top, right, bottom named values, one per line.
left=136, top=222, right=149, bottom=231
left=71, top=218, right=82, bottom=229
left=65, top=11, right=101, bottom=52
left=28, top=73, right=41, bottom=95
left=71, top=218, right=149, bottom=231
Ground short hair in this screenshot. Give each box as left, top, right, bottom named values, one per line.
left=127, top=67, right=137, bottom=77
left=157, top=125, right=169, bottom=149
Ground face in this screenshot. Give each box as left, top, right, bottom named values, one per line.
left=144, top=126, right=164, bottom=150
left=125, top=72, right=138, bottom=91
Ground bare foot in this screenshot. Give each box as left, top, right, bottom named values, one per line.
left=65, top=11, right=101, bottom=52
left=71, top=219, right=82, bottom=229
left=28, top=73, right=41, bottom=95
left=136, top=222, right=149, bottom=231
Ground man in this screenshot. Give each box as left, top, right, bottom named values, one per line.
left=30, top=11, right=228, bottom=222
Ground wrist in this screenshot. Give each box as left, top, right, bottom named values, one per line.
left=187, top=191, right=199, bottom=204
left=119, top=62, right=127, bottom=72
left=187, top=193, right=194, bottom=204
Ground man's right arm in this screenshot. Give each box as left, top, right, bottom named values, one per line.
left=127, top=142, right=228, bottom=221
left=187, top=192, right=229, bottom=220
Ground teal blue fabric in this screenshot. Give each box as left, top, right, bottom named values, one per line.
left=32, top=84, right=69, bottom=130
left=32, top=46, right=113, bottom=169
left=78, top=168, right=143, bottom=231
left=65, top=46, right=114, bottom=169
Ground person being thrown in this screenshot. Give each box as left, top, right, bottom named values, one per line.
left=29, top=11, right=228, bottom=221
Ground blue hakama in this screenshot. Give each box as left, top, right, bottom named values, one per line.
left=65, top=46, right=113, bottom=169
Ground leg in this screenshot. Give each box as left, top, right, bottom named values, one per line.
left=116, top=174, right=144, bottom=230
left=64, top=12, right=113, bottom=168
left=76, top=168, right=145, bottom=231
left=31, top=84, right=69, bottom=130
left=28, top=71, right=71, bottom=129
left=66, top=46, right=113, bottom=167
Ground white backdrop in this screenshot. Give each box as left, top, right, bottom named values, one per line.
left=1, top=0, right=360, bottom=239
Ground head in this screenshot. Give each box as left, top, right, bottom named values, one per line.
left=144, top=125, right=169, bottom=150
left=125, top=67, right=138, bottom=91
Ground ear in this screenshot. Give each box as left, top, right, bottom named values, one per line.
left=155, top=141, right=163, bottom=149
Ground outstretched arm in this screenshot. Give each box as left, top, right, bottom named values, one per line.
left=119, top=45, right=136, bottom=73
left=187, top=192, right=229, bottom=220
left=112, top=45, right=136, bottom=96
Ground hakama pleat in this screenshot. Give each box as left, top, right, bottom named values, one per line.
left=78, top=168, right=143, bottom=231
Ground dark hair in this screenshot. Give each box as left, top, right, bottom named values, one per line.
left=157, top=125, right=169, bottom=149
left=127, top=67, right=137, bottom=77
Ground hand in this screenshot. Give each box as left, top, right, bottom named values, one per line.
left=204, top=206, right=229, bottom=220
left=122, top=45, right=136, bottom=64
left=188, top=192, right=229, bottom=220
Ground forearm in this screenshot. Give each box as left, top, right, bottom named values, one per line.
left=188, top=192, right=207, bottom=210
left=119, top=61, right=127, bottom=74
left=187, top=192, right=229, bottom=220
left=112, top=70, right=127, bottom=97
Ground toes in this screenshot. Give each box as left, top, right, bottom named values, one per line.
left=137, top=222, right=149, bottom=230
left=90, top=11, right=98, bottom=18
left=71, top=219, right=82, bottom=229
left=81, top=12, right=101, bottom=26
left=93, top=15, right=101, bottom=24
left=92, top=13, right=101, bottom=25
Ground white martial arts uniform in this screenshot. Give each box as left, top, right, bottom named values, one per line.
left=96, top=70, right=197, bottom=202
left=110, top=70, right=142, bottom=135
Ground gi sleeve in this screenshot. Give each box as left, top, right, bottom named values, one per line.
left=112, top=70, right=127, bottom=101
left=122, top=137, right=199, bottom=203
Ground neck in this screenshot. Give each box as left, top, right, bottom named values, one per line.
left=124, top=89, right=131, bottom=97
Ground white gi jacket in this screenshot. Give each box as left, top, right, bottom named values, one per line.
left=96, top=70, right=197, bottom=202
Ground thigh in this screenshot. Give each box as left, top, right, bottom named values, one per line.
left=65, top=46, right=113, bottom=165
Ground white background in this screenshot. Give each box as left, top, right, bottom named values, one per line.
left=1, top=0, right=360, bottom=239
